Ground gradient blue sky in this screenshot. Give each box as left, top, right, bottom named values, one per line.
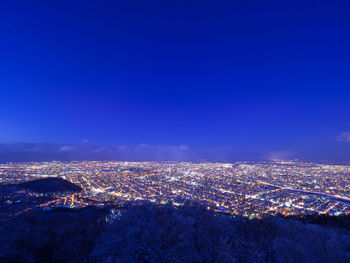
left=1, top=1, right=350, bottom=162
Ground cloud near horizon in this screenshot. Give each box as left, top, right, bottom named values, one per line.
left=0, top=142, right=297, bottom=163
left=336, top=132, right=350, bottom=143
left=264, top=150, right=297, bottom=161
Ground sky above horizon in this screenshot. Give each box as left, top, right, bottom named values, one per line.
left=1, top=1, right=350, bottom=162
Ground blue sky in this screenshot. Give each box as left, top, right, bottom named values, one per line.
left=1, top=1, right=350, bottom=162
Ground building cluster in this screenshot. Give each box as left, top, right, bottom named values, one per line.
left=1, top=160, right=350, bottom=217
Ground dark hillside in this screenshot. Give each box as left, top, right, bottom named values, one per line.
left=16, top=177, right=82, bottom=193
left=1, top=201, right=350, bottom=262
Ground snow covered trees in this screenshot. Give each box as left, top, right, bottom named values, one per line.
left=1, top=202, right=350, bottom=262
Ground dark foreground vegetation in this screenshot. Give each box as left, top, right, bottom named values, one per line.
left=1, top=201, right=350, bottom=263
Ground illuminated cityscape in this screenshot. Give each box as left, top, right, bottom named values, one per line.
left=3, top=1, right=350, bottom=261
left=2, top=160, right=350, bottom=218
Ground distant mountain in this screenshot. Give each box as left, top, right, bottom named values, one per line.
left=16, top=177, right=82, bottom=193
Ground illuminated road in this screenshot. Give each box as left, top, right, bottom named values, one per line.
left=257, top=181, right=350, bottom=204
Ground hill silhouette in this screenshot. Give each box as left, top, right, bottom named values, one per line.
left=16, top=177, right=82, bottom=193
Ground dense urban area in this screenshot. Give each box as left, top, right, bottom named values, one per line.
left=1, top=160, right=350, bottom=218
